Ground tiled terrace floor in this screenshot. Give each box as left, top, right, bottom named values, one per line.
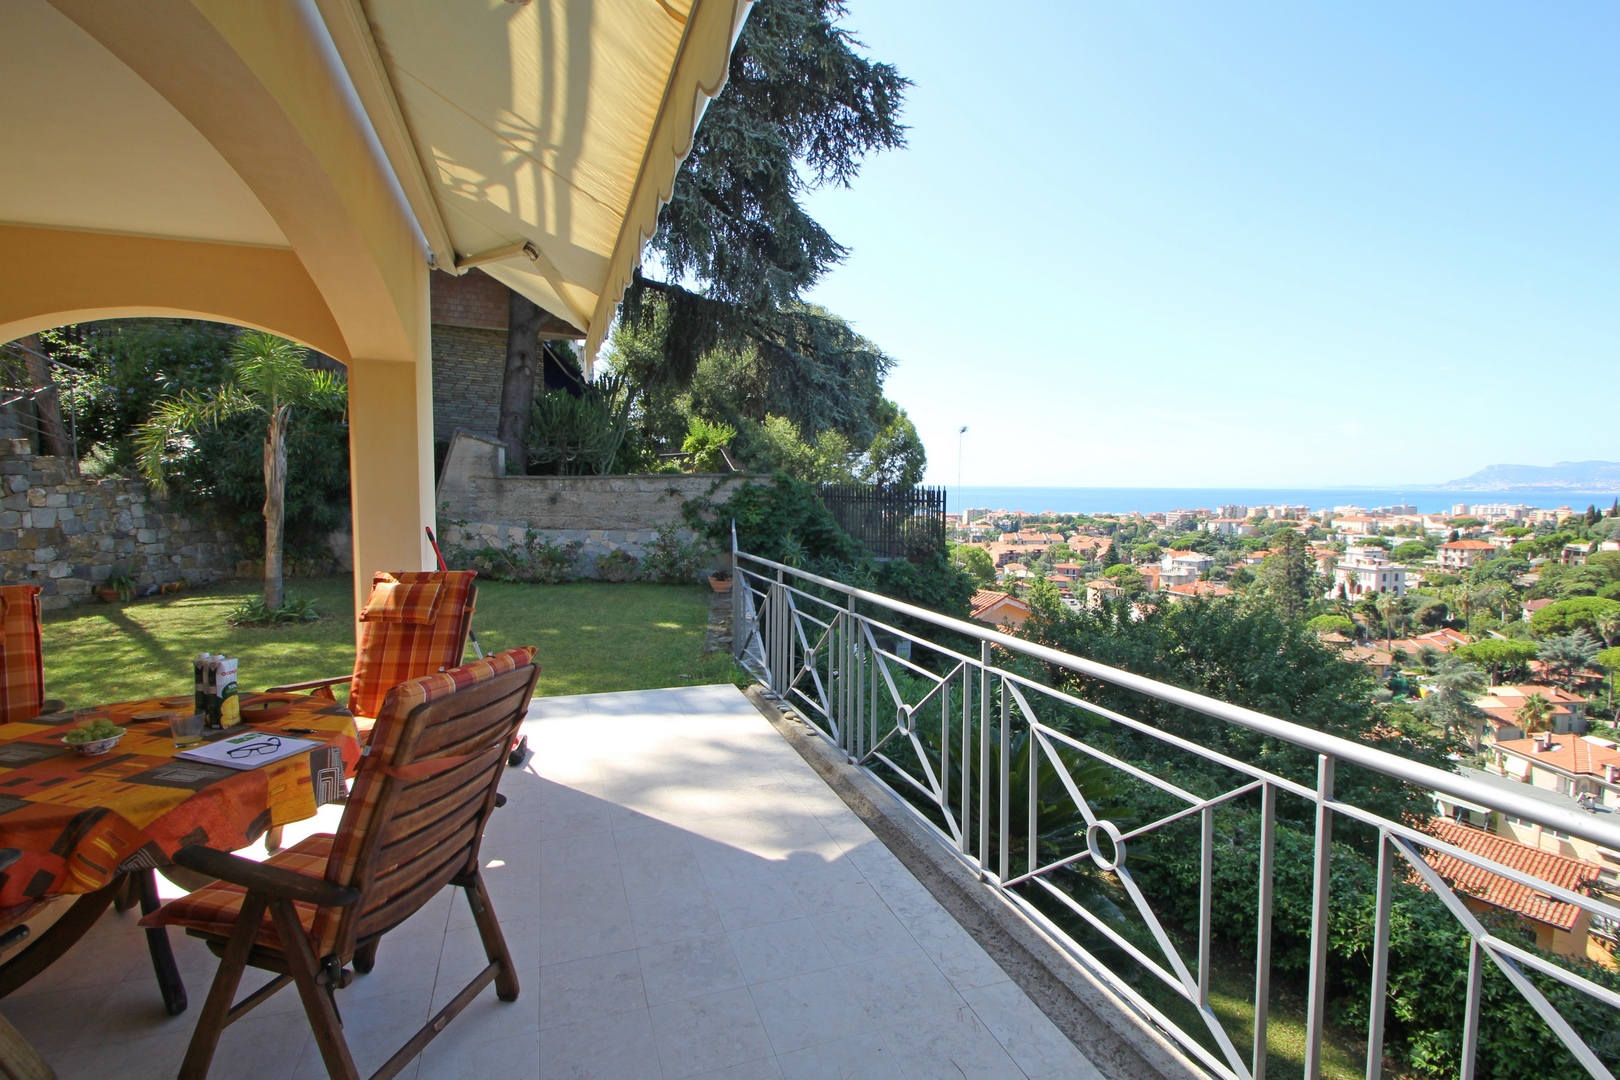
left=3, top=684, right=1101, bottom=1079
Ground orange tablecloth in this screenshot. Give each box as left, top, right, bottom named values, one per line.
left=0, top=695, right=359, bottom=911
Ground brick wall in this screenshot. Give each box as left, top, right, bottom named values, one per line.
left=0, top=446, right=245, bottom=610
left=432, top=325, right=506, bottom=440
left=430, top=267, right=509, bottom=330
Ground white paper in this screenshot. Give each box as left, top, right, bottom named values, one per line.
left=175, top=731, right=320, bottom=771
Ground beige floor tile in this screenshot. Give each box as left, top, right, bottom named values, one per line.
left=775, top=1031, right=905, bottom=1080
left=726, top=916, right=837, bottom=984
left=649, top=986, right=775, bottom=1079
left=538, top=1009, right=662, bottom=1080
left=638, top=931, right=747, bottom=1005
left=747, top=967, right=873, bottom=1055
left=539, top=948, right=646, bottom=1029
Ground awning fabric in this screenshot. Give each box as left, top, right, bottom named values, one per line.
left=355, top=0, right=751, bottom=362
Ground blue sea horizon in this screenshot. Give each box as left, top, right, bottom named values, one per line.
left=944, top=486, right=1620, bottom=517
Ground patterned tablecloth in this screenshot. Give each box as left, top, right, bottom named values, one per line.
left=0, top=695, right=359, bottom=912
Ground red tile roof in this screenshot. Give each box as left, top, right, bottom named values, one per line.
left=970, top=589, right=1030, bottom=621
left=1441, top=540, right=1498, bottom=550
left=1496, top=735, right=1620, bottom=777
left=1424, top=818, right=1597, bottom=931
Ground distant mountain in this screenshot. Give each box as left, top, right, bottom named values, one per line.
left=1435, top=461, right=1620, bottom=492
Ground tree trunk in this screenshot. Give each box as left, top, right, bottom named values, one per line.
left=16, top=335, right=71, bottom=459
left=497, top=291, right=547, bottom=475
left=262, top=408, right=288, bottom=610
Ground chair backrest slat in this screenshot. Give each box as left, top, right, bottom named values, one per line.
left=317, top=648, right=538, bottom=958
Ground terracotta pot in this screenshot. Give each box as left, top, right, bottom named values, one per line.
left=96, top=588, right=122, bottom=604
left=708, top=575, right=733, bottom=594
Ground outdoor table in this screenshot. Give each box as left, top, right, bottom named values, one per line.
left=0, top=694, right=359, bottom=1015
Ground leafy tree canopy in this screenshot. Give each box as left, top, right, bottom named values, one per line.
left=1530, top=596, right=1620, bottom=637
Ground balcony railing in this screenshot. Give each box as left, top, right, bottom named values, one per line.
left=731, top=537, right=1620, bottom=1080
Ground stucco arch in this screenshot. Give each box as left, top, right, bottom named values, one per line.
left=0, top=225, right=352, bottom=363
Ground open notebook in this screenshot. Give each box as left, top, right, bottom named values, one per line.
left=176, top=731, right=320, bottom=771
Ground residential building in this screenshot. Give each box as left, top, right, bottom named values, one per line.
left=1164, top=581, right=1233, bottom=602
left=1493, top=733, right=1616, bottom=805
left=1050, top=563, right=1086, bottom=582
left=1344, top=644, right=1395, bottom=679
left=1218, top=504, right=1249, bottom=520
left=1333, top=547, right=1407, bottom=599
left=1523, top=597, right=1557, bottom=621
left=1423, top=818, right=1602, bottom=962
left=1085, top=579, right=1122, bottom=608
left=1450, top=765, right=1620, bottom=897
left=1205, top=517, right=1257, bottom=537
left=1163, top=510, right=1198, bottom=529
left=1438, top=539, right=1499, bottom=571
left=1333, top=515, right=1381, bottom=537
left=1563, top=542, right=1595, bottom=566
left=1474, top=685, right=1589, bottom=745
left=969, top=589, right=1031, bottom=630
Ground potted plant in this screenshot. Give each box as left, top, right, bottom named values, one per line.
left=98, top=569, right=137, bottom=604
left=708, top=569, right=733, bottom=594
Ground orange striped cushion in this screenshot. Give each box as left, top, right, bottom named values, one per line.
left=140, top=834, right=339, bottom=956
left=0, top=586, right=45, bottom=723
left=359, top=579, right=443, bottom=625
left=348, top=571, right=476, bottom=720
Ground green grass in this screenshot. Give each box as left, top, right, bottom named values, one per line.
left=41, top=577, right=742, bottom=706
left=1205, top=958, right=1364, bottom=1080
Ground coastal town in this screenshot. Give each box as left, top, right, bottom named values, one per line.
left=952, top=497, right=1620, bottom=964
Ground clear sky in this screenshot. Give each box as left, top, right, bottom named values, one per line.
left=797, top=2, right=1619, bottom=489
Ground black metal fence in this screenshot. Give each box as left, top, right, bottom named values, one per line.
left=819, top=483, right=946, bottom=561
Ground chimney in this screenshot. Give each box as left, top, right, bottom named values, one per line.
left=1607, top=763, right=1620, bottom=785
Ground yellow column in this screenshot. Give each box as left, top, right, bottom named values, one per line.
left=344, top=264, right=436, bottom=625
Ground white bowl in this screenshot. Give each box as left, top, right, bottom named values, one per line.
left=63, top=730, right=125, bottom=756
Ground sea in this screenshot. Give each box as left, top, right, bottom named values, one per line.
left=945, top=486, right=1620, bottom=518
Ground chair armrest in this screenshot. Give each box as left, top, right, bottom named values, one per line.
left=263, top=675, right=352, bottom=694
left=173, top=846, right=360, bottom=908
left=0, top=849, right=19, bottom=874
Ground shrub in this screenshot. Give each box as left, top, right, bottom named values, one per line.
left=226, top=595, right=322, bottom=626
left=595, top=548, right=640, bottom=583
left=642, top=524, right=709, bottom=584
left=447, top=534, right=580, bottom=584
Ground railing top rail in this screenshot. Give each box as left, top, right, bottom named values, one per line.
left=732, top=544, right=1620, bottom=851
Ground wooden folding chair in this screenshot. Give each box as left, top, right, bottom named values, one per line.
left=0, top=585, right=62, bottom=722
left=143, top=646, right=540, bottom=1080
left=262, top=570, right=478, bottom=851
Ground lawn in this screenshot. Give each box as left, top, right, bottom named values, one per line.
left=41, top=577, right=742, bottom=707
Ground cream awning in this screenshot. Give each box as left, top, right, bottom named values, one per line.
left=324, top=0, right=751, bottom=361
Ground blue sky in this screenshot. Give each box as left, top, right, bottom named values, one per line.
left=797, top=2, right=1619, bottom=489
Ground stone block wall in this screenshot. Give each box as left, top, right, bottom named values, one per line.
left=435, top=433, right=753, bottom=577
left=431, top=325, right=506, bottom=441
left=0, top=447, right=246, bottom=610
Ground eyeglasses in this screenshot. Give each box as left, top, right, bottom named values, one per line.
left=226, top=736, right=282, bottom=759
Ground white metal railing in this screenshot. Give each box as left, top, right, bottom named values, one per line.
left=731, top=536, right=1620, bottom=1080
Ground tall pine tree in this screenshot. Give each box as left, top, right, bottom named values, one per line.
left=621, top=0, right=908, bottom=412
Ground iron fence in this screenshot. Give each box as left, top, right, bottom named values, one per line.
left=818, top=483, right=944, bottom=561
left=731, top=534, right=1620, bottom=1080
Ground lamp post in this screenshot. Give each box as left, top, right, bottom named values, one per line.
left=957, top=425, right=968, bottom=520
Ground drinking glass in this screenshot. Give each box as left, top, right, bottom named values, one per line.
left=170, top=712, right=206, bottom=749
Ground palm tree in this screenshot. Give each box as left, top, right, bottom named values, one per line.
left=1596, top=609, right=1620, bottom=649
left=1515, top=692, right=1557, bottom=736
left=136, top=332, right=345, bottom=610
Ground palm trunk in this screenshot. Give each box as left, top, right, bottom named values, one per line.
left=262, top=408, right=289, bottom=609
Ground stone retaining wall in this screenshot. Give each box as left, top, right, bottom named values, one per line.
left=0, top=445, right=246, bottom=609
left=435, top=432, right=753, bottom=577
